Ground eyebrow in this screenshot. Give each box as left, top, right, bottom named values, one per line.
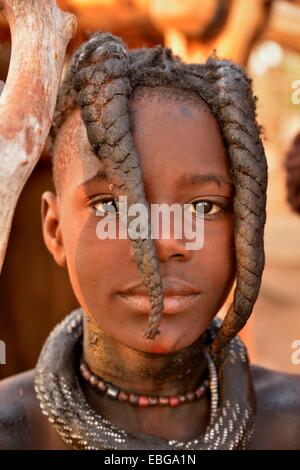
left=80, top=169, right=108, bottom=189
left=176, top=172, right=233, bottom=189
left=80, top=169, right=232, bottom=191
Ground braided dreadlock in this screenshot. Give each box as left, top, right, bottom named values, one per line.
left=285, top=132, right=300, bottom=214
left=49, top=31, right=268, bottom=356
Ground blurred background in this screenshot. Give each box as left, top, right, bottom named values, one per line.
left=0, top=0, right=300, bottom=378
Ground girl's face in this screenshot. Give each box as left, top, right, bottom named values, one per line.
left=42, top=90, right=236, bottom=354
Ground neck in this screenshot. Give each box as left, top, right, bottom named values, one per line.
left=82, top=314, right=208, bottom=396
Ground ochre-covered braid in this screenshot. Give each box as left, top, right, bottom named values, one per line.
left=49, top=31, right=268, bottom=351
left=203, top=59, right=268, bottom=354
left=72, top=33, right=164, bottom=339
left=285, top=132, right=300, bottom=214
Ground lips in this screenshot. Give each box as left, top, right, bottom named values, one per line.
left=117, top=278, right=202, bottom=315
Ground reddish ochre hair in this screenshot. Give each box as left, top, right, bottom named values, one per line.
left=285, top=132, right=300, bottom=215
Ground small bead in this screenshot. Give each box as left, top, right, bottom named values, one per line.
left=106, top=385, right=119, bottom=399
left=118, top=391, right=128, bottom=402
left=158, top=397, right=169, bottom=406
left=82, top=369, right=91, bottom=381
left=128, top=393, right=138, bottom=405
left=195, top=386, right=205, bottom=398
left=138, top=396, right=150, bottom=407
left=170, top=396, right=180, bottom=407
left=179, top=395, right=187, bottom=403
left=186, top=391, right=195, bottom=402
left=89, top=375, right=98, bottom=386
left=97, top=380, right=107, bottom=392
left=149, top=396, right=158, bottom=406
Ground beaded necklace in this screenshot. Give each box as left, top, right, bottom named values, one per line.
left=79, top=359, right=210, bottom=408
left=34, top=308, right=255, bottom=450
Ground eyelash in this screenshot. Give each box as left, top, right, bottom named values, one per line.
left=89, top=197, right=232, bottom=219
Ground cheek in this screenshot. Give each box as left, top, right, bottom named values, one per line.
left=201, top=217, right=235, bottom=304
left=61, top=212, right=131, bottom=312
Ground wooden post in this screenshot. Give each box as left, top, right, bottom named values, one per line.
left=0, top=0, right=76, bottom=273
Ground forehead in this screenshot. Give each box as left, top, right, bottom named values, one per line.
left=129, top=87, right=228, bottom=175
left=56, top=88, right=230, bottom=191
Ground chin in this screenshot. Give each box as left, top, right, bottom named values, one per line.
left=124, top=320, right=204, bottom=355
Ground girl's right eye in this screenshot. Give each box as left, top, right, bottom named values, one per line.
left=91, top=198, right=117, bottom=216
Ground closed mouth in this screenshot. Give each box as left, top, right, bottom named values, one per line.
left=119, top=278, right=201, bottom=297
left=118, top=293, right=202, bottom=315
left=117, top=279, right=202, bottom=315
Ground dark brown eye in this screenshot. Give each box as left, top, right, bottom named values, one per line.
left=92, top=198, right=117, bottom=216
left=188, top=200, right=222, bottom=216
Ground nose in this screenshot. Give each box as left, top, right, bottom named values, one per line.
left=130, top=238, right=192, bottom=263
left=154, top=236, right=192, bottom=263
left=129, top=229, right=193, bottom=264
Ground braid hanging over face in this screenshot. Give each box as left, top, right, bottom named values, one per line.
left=49, top=31, right=268, bottom=356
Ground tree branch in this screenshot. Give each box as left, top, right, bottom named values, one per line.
left=0, top=0, right=76, bottom=272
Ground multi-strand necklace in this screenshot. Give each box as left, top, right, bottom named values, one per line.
left=34, top=308, right=256, bottom=450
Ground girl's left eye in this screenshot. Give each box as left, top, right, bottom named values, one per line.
left=187, top=200, right=225, bottom=217
left=91, top=197, right=117, bottom=216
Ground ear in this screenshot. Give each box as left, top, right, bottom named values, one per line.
left=41, top=191, right=66, bottom=267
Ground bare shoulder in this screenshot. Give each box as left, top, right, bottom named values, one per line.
left=248, top=365, right=300, bottom=450
left=0, top=370, right=56, bottom=449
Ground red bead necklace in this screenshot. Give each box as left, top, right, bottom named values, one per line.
left=79, top=360, right=209, bottom=408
